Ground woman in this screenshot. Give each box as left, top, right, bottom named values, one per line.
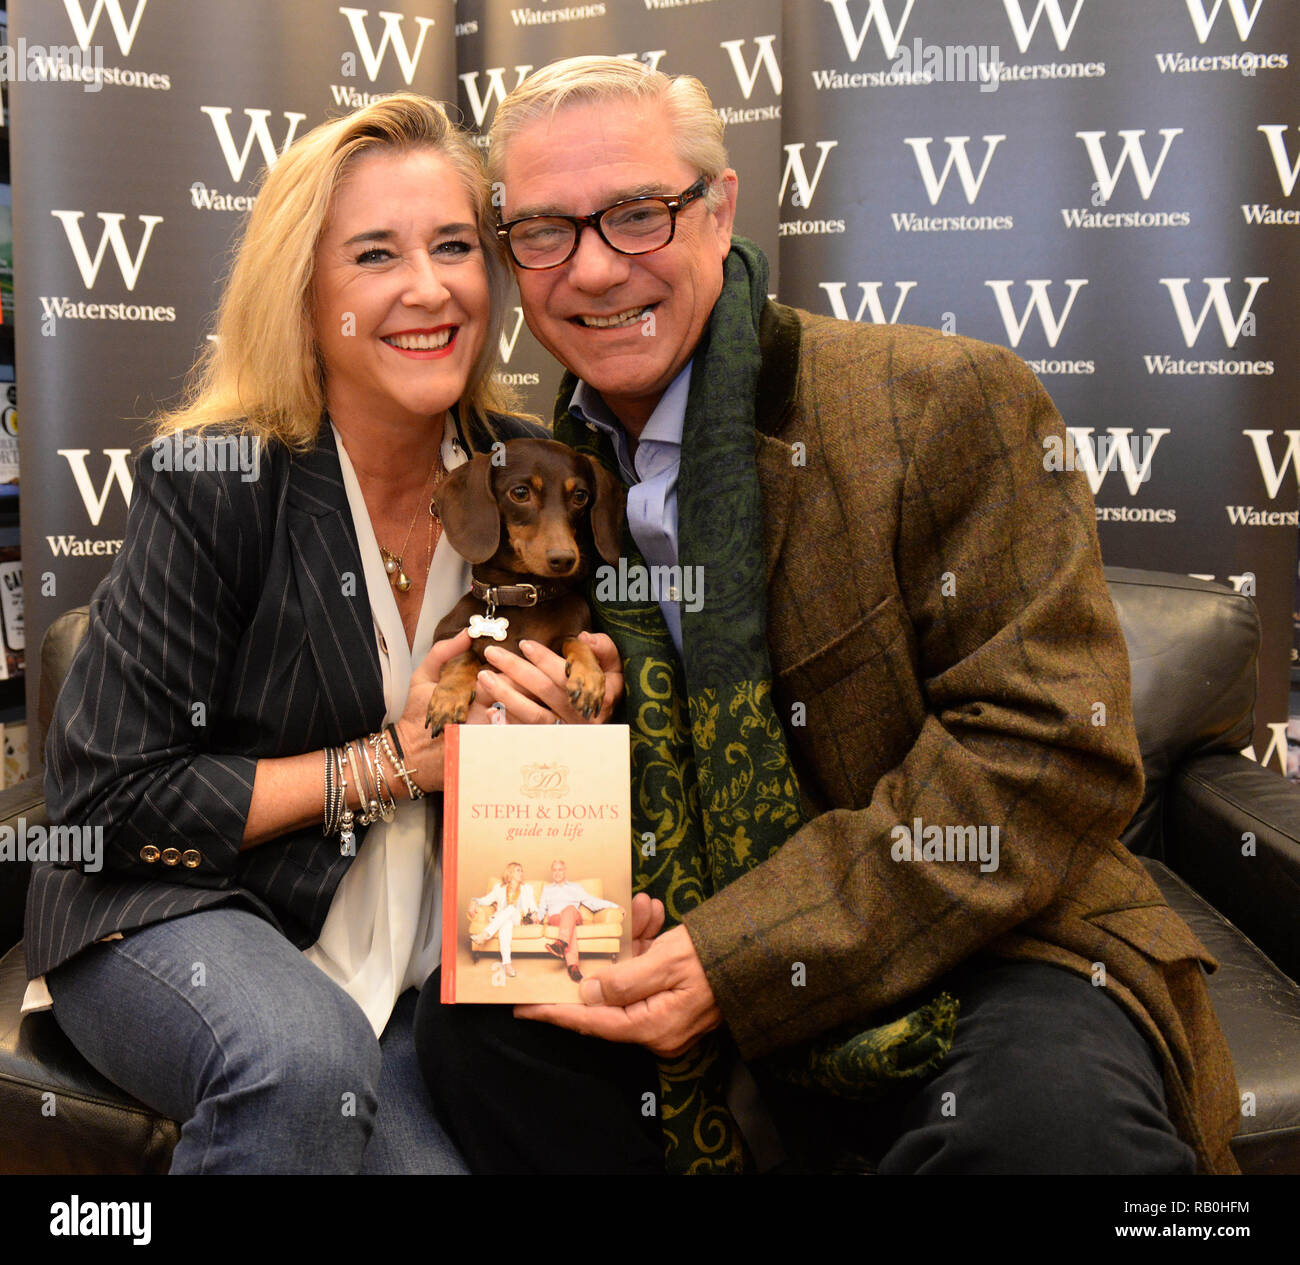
left=468, top=862, right=537, bottom=977
left=26, top=94, right=619, bottom=1174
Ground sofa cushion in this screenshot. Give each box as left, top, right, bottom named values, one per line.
left=1106, top=569, right=1258, bottom=858
left=1144, top=859, right=1300, bottom=1174
left=0, top=942, right=178, bottom=1174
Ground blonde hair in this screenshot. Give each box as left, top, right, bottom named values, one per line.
left=488, top=56, right=729, bottom=210
left=157, top=93, right=515, bottom=450
left=503, top=861, right=524, bottom=906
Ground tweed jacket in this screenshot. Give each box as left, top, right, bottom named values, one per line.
left=680, top=302, right=1240, bottom=1174
left=28, top=411, right=546, bottom=982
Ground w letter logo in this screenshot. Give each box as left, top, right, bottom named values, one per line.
left=1076, top=129, right=1182, bottom=202
left=63, top=0, right=149, bottom=56
left=1160, top=277, right=1268, bottom=348
left=780, top=142, right=838, bottom=208
left=719, top=35, right=782, bottom=98
left=1184, top=0, right=1264, bottom=43
left=51, top=211, right=163, bottom=291
left=823, top=0, right=916, bottom=62
left=201, top=108, right=308, bottom=183
left=338, top=6, right=435, bottom=84
left=904, top=136, right=1006, bottom=205
left=1002, top=0, right=1087, bottom=53
left=986, top=279, right=1089, bottom=348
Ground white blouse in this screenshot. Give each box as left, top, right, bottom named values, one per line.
left=21, top=419, right=472, bottom=1028
left=303, top=419, right=471, bottom=1035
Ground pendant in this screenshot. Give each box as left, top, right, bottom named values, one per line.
left=468, top=613, right=510, bottom=641
left=395, top=571, right=412, bottom=593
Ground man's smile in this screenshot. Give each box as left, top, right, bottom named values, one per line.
left=572, top=304, right=653, bottom=329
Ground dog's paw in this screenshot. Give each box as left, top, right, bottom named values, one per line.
left=565, top=661, right=605, bottom=721
left=425, top=683, right=474, bottom=735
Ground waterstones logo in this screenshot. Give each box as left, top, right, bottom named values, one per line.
left=779, top=141, right=841, bottom=233
left=0, top=38, right=106, bottom=92
left=60, top=0, right=170, bottom=90
left=1244, top=124, right=1300, bottom=221
left=492, top=308, right=540, bottom=387
left=56, top=447, right=133, bottom=527
left=201, top=106, right=307, bottom=182
left=986, top=279, right=1088, bottom=348
left=1001, top=0, right=1087, bottom=52
left=1043, top=428, right=1167, bottom=494
left=1183, top=0, right=1265, bottom=43
left=1063, top=130, right=1191, bottom=228
left=1242, top=429, right=1300, bottom=498
left=508, top=4, right=607, bottom=26
left=459, top=66, right=532, bottom=131
left=720, top=34, right=781, bottom=98
left=594, top=560, right=704, bottom=613
left=51, top=210, right=161, bottom=291
left=891, top=136, right=1015, bottom=232
left=823, top=0, right=917, bottom=62
left=1145, top=276, right=1274, bottom=375
left=819, top=281, right=916, bottom=324
left=1160, top=276, right=1267, bottom=347
left=891, top=817, right=1000, bottom=872
left=1076, top=129, right=1182, bottom=201
left=41, top=210, right=174, bottom=329
left=1156, top=3, right=1285, bottom=75
left=338, top=6, right=434, bottom=86
left=905, top=135, right=1005, bottom=204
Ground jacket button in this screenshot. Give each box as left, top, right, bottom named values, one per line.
left=139, top=845, right=160, bottom=863
left=181, top=849, right=202, bottom=869
left=161, top=848, right=181, bottom=866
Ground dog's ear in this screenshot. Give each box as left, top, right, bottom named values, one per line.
left=435, top=453, right=500, bottom=563
left=584, top=456, right=626, bottom=564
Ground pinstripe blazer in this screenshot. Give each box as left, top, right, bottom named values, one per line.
left=27, top=411, right=545, bottom=981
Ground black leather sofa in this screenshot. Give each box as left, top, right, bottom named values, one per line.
left=2, top=568, right=1299, bottom=1174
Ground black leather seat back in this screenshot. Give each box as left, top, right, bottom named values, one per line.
left=1105, top=568, right=1259, bottom=857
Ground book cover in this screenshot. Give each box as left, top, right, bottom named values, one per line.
left=441, top=723, right=632, bottom=1004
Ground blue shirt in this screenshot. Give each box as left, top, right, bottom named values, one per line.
left=569, top=363, right=691, bottom=653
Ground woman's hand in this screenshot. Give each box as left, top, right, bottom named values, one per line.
left=393, top=630, right=494, bottom=793
left=473, top=632, right=624, bottom=725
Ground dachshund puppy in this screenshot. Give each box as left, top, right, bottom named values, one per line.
left=425, top=438, right=625, bottom=735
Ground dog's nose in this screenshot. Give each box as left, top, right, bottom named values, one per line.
left=546, top=550, right=577, bottom=574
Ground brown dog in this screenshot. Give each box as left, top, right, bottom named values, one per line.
left=425, top=438, right=625, bottom=735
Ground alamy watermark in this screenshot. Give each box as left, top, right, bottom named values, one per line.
left=0, top=818, right=102, bottom=873
left=891, top=816, right=1000, bottom=872
left=891, top=40, right=1003, bottom=93
left=0, top=39, right=106, bottom=94
left=152, top=434, right=261, bottom=482
left=594, top=560, right=704, bottom=613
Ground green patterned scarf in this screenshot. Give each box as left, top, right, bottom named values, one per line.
left=554, top=238, right=956, bottom=1173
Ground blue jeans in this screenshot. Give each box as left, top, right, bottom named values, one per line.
left=46, top=907, right=467, bottom=1174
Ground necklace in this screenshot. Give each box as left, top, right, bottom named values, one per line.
left=380, top=450, right=444, bottom=593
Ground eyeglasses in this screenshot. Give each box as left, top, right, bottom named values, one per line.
left=497, top=178, right=711, bottom=270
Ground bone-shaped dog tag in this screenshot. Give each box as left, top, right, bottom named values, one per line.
left=468, top=613, right=509, bottom=641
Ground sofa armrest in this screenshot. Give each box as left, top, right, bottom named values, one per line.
left=0, top=777, right=48, bottom=952
left=1165, top=751, right=1300, bottom=981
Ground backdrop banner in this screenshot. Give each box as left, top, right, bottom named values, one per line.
left=12, top=0, right=1297, bottom=769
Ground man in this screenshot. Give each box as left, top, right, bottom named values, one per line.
left=415, top=56, right=1239, bottom=1175
left=534, top=860, right=622, bottom=982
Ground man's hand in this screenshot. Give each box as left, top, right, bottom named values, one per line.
left=474, top=632, right=623, bottom=725
left=514, top=894, right=722, bottom=1059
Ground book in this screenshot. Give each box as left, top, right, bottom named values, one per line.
left=441, top=723, right=632, bottom=1003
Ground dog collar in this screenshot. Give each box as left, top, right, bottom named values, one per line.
left=470, top=578, right=572, bottom=610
